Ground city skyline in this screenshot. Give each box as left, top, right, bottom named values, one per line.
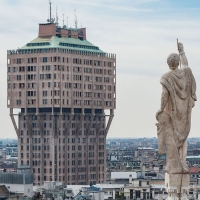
left=1, top=0, right=200, bottom=138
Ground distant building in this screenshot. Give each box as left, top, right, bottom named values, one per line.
left=5, top=145, right=18, bottom=160
left=124, top=177, right=152, bottom=200
left=0, top=141, right=3, bottom=150
left=189, top=167, right=200, bottom=179
left=0, top=185, right=9, bottom=199
left=187, top=155, right=200, bottom=167
left=36, top=183, right=104, bottom=200
left=111, top=172, right=137, bottom=180
left=187, top=149, right=200, bottom=156
left=7, top=4, right=116, bottom=186
left=0, top=166, right=33, bottom=197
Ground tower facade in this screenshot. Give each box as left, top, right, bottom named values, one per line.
left=7, top=22, right=116, bottom=185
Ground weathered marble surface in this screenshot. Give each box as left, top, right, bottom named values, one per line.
left=156, top=42, right=197, bottom=200
left=156, top=112, right=189, bottom=174
left=165, top=173, right=190, bottom=200
left=156, top=43, right=196, bottom=174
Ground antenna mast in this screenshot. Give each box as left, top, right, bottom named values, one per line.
left=56, top=7, right=59, bottom=26
left=63, top=13, right=65, bottom=27
left=49, top=0, right=52, bottom=23
left=74, top=9, right=78, bottom=30
left=66, top=16, right=69, bottom=28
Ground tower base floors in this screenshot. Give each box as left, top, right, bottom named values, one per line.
left=18, top=111, right=107, bottom=186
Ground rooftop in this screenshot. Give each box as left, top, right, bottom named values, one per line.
left=138, top=147, right=155, bottom=150
left=189, top=166, right=200, bottom=173
left=19, top=36, right=104, bottom=53
left=186, top=155, right=200, bottom=159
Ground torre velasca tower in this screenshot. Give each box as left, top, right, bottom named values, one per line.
left=7, top=18, right=116, bottom=185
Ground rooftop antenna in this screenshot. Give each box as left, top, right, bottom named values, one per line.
left=74, top=9, right=78, bottom=30
left=49, top=0, right=52, bottom=23
left=56, top=7, right=59, bottom=26
left=62, top=13, right=65, bottom=27
left=66, top=16, right=69, bottom=28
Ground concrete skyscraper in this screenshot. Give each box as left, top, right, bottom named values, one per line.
left=7, top=12, right=116, bottom=185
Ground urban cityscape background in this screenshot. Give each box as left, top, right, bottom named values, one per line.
left=0, top=0, right=200, bottom=199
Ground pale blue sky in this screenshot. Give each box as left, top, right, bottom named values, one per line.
left=0, top=0, right=200, bottom=138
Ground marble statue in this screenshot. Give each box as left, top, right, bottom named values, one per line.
left=156, top=42, right=197, bottom=199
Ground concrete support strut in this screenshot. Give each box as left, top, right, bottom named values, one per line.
left=105, top=109, right=114, bottom=137
left=9, top=108, right=19, bottom=137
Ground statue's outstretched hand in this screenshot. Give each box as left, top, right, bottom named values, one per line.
left=178, top=42, right=184, bottom=54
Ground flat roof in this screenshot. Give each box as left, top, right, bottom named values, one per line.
left=138, top=147, right=155, bottom=150
left=186, top=155, right=200, bottom=159
left=111, top=172, right=137, bottom=179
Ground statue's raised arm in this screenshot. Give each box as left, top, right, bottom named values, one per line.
left=178, top=42, right=188, bottom=68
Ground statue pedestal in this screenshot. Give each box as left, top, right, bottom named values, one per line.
left=165, top=173, right=190, bottom=200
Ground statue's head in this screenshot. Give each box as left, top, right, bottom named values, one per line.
left=167, top=53, right=180, bottom=70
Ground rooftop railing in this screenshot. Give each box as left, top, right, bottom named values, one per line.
left=7, top=48, right=116, bottom=59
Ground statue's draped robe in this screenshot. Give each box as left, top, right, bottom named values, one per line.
left=160, top=67, right=197, bottom=148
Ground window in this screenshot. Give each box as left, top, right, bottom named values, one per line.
left=27, top=66, right=35, bottom=71
left=46, top=65, right=51, bottom=70
left=43, top=57, right=48, bottom=62
left=40, top=74, right=44, bottom=79
left=139, top=181, right=141, bottom=186
left=17, top=75, right=21, bottom=80
left=42, top=99, right=48, bottom=104
left=16, top=99, right=21, bottom=105
left=19, top=66, right=25, bottom=72
left=27, top=74, right=36, bottom=80
left=19, top=83, right=25, bottom=88
left=17, top=58, right=22, bottom=64
left=43, top=91, right=48, bottom=96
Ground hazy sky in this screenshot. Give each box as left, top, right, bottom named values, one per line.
left=0, top=0, right=200, bottom=138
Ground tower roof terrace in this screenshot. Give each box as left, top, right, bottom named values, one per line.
left=19, top=36, right=103, bottom=53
